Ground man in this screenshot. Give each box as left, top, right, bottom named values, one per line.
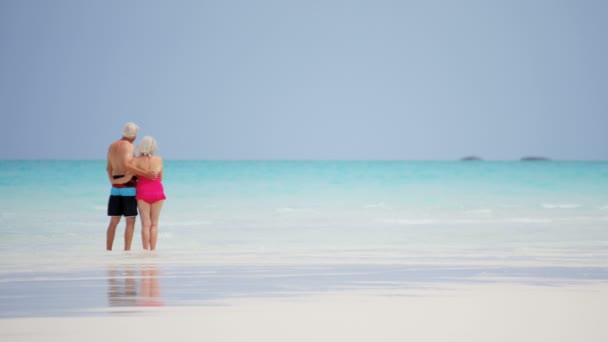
left=106, top=122, right=155, bottom=251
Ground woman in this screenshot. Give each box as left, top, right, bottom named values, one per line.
left=113, top=136, right=166, bottom=250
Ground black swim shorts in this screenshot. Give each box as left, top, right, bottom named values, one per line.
left=107, top=194, right=138, bottom=217
left=107, top=175, right=138, bottom=217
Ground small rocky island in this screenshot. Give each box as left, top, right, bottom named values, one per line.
left=520, top=156, right=551, bottom=161
left=460, top=156, right=483, bottom=161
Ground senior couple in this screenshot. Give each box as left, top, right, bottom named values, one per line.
left=106, top=122, right=166, bottom=251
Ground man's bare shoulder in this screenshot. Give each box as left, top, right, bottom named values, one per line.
left=108, top=140, right=133, bottom=153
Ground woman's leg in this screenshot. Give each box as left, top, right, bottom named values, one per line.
left=138, top=200, right=152, bottom=250
left=149, top=200, right=164, bottom=250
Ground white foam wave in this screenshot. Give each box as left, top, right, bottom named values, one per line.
left=364, top=202, right=387, bottom=209
left=275, top=207, right=315, bottom=214
left=465, top=209, right=493, bottom=216
left=497, top=204, right=522, bottom=208
left=167, top=221, right=213, bottom=226
left=599, top=205, right=608, bottom=211
left=508, top=218, right=553, bottom=223
left=542, top=203, right=581, bottom=209
left=380, top=219, right=436, bottom=225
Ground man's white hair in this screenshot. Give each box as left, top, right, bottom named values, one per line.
left=137, top=136, right=158, bottom=156
left=122, top=122, right=139, bottom=138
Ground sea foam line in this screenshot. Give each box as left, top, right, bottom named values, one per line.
left=542, top=203, right=581, bottom=209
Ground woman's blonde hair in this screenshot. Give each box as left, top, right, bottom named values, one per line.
left=137, top=136, right=158, bottom=156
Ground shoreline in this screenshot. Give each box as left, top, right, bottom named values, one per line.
left=1, top=282, right=607, bottom=341
left=2, top=258, right=607, bottom=319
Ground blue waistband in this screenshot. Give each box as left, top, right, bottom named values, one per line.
left=110, top=187, right=137, bottom=196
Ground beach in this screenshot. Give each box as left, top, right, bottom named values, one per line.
left=1, top=161, right=607, bottom=341
left=2, top=279, right=607, bottom=341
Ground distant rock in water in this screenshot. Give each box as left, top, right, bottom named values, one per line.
left=520, top=156, right=551, bottom=161
left=460, top=156, right=483, bottom=161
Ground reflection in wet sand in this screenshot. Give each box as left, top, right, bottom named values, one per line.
left=138, top=267, right=164, bottom=307
left=107, top=267, right=137, bottom=307
left=107, top=264, right=163, bottom=310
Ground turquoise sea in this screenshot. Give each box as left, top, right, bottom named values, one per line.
left=1, top=160, right=607, bottom=316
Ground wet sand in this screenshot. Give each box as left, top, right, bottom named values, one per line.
left=1, top=282, right=607, bottom=342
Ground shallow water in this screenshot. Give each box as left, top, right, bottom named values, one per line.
left=1, top=160, right=607, bottom=316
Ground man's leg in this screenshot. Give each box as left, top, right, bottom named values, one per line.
left=107, top=216, right=121, bottom=251
left=124, top=216, right=136, bottom=251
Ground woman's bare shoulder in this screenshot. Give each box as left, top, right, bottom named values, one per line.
left=133, top=155, right=147, bottom=166
left=152, top=156, right=163, bottom=168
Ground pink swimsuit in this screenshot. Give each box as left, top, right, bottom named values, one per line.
left=136, top=177, right=166, bottom=203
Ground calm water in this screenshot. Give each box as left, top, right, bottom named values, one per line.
left=1, top=160, right=608, bottom=263
left=1, top=160, right=607, bottom=316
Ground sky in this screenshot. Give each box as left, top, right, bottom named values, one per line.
left=0, top=0, right=606, bottom=160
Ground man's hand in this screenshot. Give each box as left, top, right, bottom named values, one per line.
left=146, top=170, right=158, bottom=179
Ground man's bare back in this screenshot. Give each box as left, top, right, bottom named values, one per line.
left=107, top=139, right=135, bottom=177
